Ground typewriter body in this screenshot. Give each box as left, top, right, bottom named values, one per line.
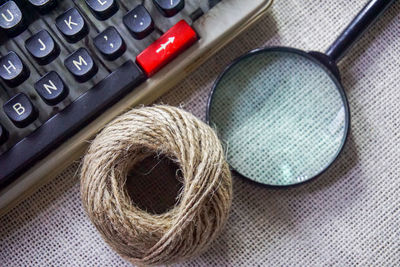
left=0, top=0, right=273, bottom=215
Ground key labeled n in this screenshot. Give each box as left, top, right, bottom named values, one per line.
left=43, top=80, right=58, bottom=94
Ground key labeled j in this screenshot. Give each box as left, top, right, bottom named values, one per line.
left=25, top=30, right=60, bottom=65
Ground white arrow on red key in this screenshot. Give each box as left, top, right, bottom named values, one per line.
left=136, top=20, right=198, bottom=77
left=156, top=37, right=175, bottom=53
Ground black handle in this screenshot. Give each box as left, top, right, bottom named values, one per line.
left=326, top=0, right=395, bottom=63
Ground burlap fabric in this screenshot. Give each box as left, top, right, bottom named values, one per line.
left=1, top=0, right=399, bottom=265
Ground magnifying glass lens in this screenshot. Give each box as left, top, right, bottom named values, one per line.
left=209, top=50, right=348, bottom=186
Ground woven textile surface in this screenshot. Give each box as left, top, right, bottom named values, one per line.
left=1, top=0, right=400, bottom=265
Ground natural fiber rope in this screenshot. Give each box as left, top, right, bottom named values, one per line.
left=80, top=106, right=233, bottom=266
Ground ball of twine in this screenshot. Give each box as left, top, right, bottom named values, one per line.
left=80, top=106, right=232, bottom=266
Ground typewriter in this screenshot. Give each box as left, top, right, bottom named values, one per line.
left=0, top=0, right=273, bottom=215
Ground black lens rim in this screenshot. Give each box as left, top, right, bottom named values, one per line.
left=206, top=46, right=351, bottom=188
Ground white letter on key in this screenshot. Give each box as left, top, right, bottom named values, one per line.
left=43, top=80, right=58, bottom=94
left=97, top=0, right=107, bottom=5
left=1, top=9, right=14, bottom=22
left=64, top=16, right=78, bottom=30
left=3, top=60, right=16, bottom=74
left=13, top=103, right=25, bottom=115
left=73, top=56, right=87, bottom=71
left=38, top=38, right=46, bottom=51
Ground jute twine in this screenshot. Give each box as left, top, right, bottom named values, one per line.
left=80, top=106, right=233, bottom=266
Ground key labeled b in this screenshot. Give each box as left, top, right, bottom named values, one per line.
left=35, top=71, right=68, bottom=105
left=3, top=93, right=38, bottom=128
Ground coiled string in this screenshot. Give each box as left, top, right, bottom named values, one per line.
left=80, top=106, right=232, bottom=266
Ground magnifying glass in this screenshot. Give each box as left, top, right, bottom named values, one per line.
left=207, top=0, right=395, bottom=187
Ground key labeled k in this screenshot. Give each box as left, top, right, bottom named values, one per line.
left=56, top=7, right=88, bottom=43
left=64, top=16, right=78, bottom=30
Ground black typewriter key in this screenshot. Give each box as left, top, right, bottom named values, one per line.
left=94, top=26, right=126, bottom=61
left=0, top=51, right=30, bottom=87
left=3, top=93, right=38, bottom=128
left=189, top=8, right=204, bottom=22
left=0, top=124, right=7, bottom=144
left=0, top=1, right=26, bottom=37
left=25, top=30, right=60, bottom=65
left=123, top=5, right=154, bottom=40
left=34, top=71, right=68, bottom=105
left=85, top=0, right=119, bottom=20
left=64, top=48, right=98, bottom=83
left=29, top=0, right=57, bottom=14
left=153, top=0, right=184, bottom=17
left=56, top=7, right=89, bottom=43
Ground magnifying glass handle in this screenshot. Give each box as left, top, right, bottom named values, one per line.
left=326, top=0, right=395, bottom=63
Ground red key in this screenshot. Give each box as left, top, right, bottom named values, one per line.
left=136, top=20, right=198, bottom=77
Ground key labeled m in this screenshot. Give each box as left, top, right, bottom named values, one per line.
left=43, top=80, right=58, bottom=94
left=73, top=56, right=87, bottom=71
